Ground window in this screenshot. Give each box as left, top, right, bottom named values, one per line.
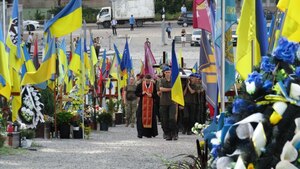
left=100, top=9, right=109, bottom=16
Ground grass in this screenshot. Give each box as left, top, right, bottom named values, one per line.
left=0, top=146, right=26, bottom=156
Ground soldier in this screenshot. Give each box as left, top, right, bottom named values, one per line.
left=123, top=77, right=138, bottom=127
left=159, top=66, right=178, bottom=140
left=183, top=73, right=199, bottom=135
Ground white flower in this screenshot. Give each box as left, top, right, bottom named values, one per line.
left=197, top=124, right=203, bottom=129
left=245, top=81, right=256, bottom=94
left=194, top=122, right=199, bottom=128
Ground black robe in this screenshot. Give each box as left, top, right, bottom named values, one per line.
left=135, top=82, right=158, bottom=138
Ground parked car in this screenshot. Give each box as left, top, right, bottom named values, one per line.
left=190, top=29, right=201, bottom=46
left=23, top=20, right=41, bottom=31
left=177, top=12, right=193, bottom=27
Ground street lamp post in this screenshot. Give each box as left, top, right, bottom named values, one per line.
left=161, top=6, right=166, bottom=46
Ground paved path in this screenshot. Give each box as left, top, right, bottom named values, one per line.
left=0, top=124, right=199, bottom=169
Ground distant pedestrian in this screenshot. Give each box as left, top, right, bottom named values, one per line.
left=181, top=29, right=186, bottom=47
left=181, top=4, right=187, bottom=14
left=26, top=32, right=33, bottom=54
left=145, top=38, right=151, bottom=49
left=166, top=22, right=172, bottom=39
left=95, top=37, right=101, bottom=57
left=129, top=15, right=135, bottom=31
left=111, top=18, right=117, bottom=35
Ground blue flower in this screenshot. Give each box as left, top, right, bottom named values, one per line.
left=273, top=37, right=299, bottom=64
left=246, top=71, right=263, bottom=88
left=296, top=67, right=300, bottom=78
left=263, top=80, right=273, bottom=91
left=232, top=98, right=247, bottom=114
left=260, top=56, right=275, bottom=73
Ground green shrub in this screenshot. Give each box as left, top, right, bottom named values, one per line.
left=97, top=113, right=112, bottom=125
left=34, top=10, right=45, bottom=20
left=40, top=88, right=54, bottom=117
left=20, top=129, right=35, bottom=139
left=57, top=111, right=73, bottom=125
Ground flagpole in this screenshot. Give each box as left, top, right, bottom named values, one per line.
left=81, top=22, right=86, bottom=139
left=220, top=0, right=226, bottom=112
left=2, top=0, right=5, bottom=37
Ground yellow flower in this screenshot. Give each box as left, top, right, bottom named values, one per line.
left=247, top=163, right=254, bottom=169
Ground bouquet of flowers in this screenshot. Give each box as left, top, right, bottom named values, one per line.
left=204, top=37, right=300, bottom=168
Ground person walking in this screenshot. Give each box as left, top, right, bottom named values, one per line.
left=183, top=73, right=200, bottom=135
left=123, top=77, right=138, bottom=128
left=95, top=37, right=101, bottom=57
left=111, top=18, right=117, bottom=35
left=135, top=74, right=158, bottom=138
left=159, top=66, right=178, bottom=141
left=181, top=29, right=186, bottom=47
left=181, top=4, right=187, bottom=14
left=145, top=38, right=151, bottom=49
left=166, top=22, right=172, bottom=39
left=26, top=32, right=33, bottom=54
left=129, top=15, right=135, bottom=31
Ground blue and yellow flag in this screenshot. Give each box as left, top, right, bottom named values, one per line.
left=192, top=62, right=198, bottom=73
left=171, top=40, right=184, bottom=106
left=0, top=22, right=11, bottom=100
left=44, top=0, right=82, bottom=37
left=214, top=0, right=237, bottom=92
left=21, top=37, right=57, bottom=85
left=90, top=34, right=98, bottom=66
left=69, top=38, right=82, bottom=75
left=113, top=44, right=122, bottom=67
left=200, top=30, right=218, bottom=111
left=6, top=0, right=21, bottom=60
left=58, top=39, right=68, bottom=84
left=20, top=44, right=36, bottom=79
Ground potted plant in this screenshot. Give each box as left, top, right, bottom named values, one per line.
left=57, top=111, right=73, bottom=139
left=20, top=129, right=35, bottom=148
left=70, top=113, right=83, bottom=139
left=97, top=111, right=113, bottom=131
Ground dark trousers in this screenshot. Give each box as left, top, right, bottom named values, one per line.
left=112, top=26, right=117, bottom=35
left=167, top=31, right=171, bottom=38
left=95, top=47, right=100, bottom=57
left=27, top=43, right=32, bottom=54
left=130, top=24, right=134, bottom=31
left=160, top=104, right=177, bottom=137
left=183, top=103, right=196, bottom=133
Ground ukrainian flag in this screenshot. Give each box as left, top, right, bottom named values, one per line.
left=6, top=0, right=21, bottom=59
left=21, top=37, right=57, bottom=85
left=44, top=0, right=82, bottom=37
left=171, top=40, right=184, bottom=106
left=58, top=39, right=68, bottom=84
left=90, top=35, right=98, bottom=66
left=0, top=22, right=11, bottom=100
left=69, top=38, right=82, bottom=75
left=20, top=44, right=36, bottom=79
